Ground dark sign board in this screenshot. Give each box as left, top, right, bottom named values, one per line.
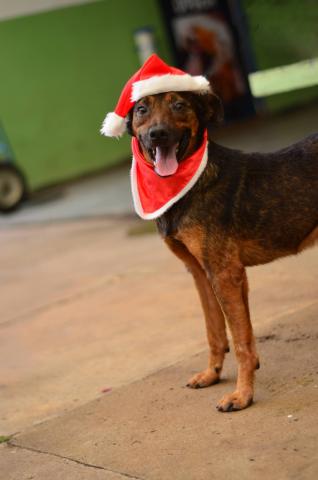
left=159, top=0, right=255, bottom=121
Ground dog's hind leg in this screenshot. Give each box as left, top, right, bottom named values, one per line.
left=210, top=263, right=259, bottom=411
left=165, top=238, right=229, bottom=388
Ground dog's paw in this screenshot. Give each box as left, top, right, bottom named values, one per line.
left=216, top=390, right=253, bottom=412
left=186, top=368, right=220, bottom=389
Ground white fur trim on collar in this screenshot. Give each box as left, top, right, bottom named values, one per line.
left=130, top=141, right=209, bottom=220
left=100, top=112, right=126, bottom=138
left=131, top=74, right=210, bottom=102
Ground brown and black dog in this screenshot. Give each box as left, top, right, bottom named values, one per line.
left=127, top=89, right=318, bottom=412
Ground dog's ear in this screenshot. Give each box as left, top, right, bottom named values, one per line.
left=192, top=91, right=224, bottom=127
left=206, top=92, right=224, bottom=125
left=125, top=109, right=134, bottom=136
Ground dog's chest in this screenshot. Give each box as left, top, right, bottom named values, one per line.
left=157, top=213, right=206, bottom=266
left=174, top=225, right=206, bottom=265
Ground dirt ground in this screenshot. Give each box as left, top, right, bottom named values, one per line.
left=0, top=216, right=317, bottom=479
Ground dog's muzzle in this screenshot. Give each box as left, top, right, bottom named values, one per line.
left=145, top=127, right=191, bottom=177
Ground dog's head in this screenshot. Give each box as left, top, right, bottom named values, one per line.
left=127, top=90, right=223, bottom=176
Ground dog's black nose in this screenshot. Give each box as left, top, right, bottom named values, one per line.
left=149, top=126, right=169, bottom=141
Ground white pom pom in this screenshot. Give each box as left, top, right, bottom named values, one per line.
left=100, top=112, right=126, bottom=138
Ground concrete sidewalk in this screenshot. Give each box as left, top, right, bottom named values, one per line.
left=2, top=303, right=318, bottom=480
left=4, top=303, right=318, bottom=480
left=0, top=217, right=317, bottom=479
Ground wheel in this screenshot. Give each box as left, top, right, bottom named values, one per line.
left=0, top=165, right=26, bottom=213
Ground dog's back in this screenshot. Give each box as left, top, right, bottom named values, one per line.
left=215, top=133, right=318, bottom=251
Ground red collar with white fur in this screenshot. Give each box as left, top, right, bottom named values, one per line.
left=130, top=130, right=208, bottom=220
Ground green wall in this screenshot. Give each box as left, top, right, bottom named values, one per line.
left=243, top=0, right=318, bottom=112
left=1, top=0, right=317, bottom=190
left=0, top=0, right=171, bottom=190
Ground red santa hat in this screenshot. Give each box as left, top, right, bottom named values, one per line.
left=101, top=54, right=211, bottom=138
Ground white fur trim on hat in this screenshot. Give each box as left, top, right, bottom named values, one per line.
left=100, top=112, right=126, bottom=138
left=131, top=73, right=210, bottom=102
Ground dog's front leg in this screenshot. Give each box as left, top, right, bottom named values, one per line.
left=211, top=265, right=260, bottom=411
left=165, top=238, right=229, bottom=388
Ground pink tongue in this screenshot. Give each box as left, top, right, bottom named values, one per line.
left=154, top=146, right=178, bottom=177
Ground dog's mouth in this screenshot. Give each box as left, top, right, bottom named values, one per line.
left=147, top=130, right=191, bottom=177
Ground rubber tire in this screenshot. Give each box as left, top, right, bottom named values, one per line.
left=0, top=165, right=27, bottom=213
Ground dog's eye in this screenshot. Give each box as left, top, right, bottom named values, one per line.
left=136, top=105, right=148, bottom=115
left=172, top=102, right=186, bottom=112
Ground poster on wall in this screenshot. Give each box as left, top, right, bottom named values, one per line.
left=159, top=0, right=255, bottom=121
